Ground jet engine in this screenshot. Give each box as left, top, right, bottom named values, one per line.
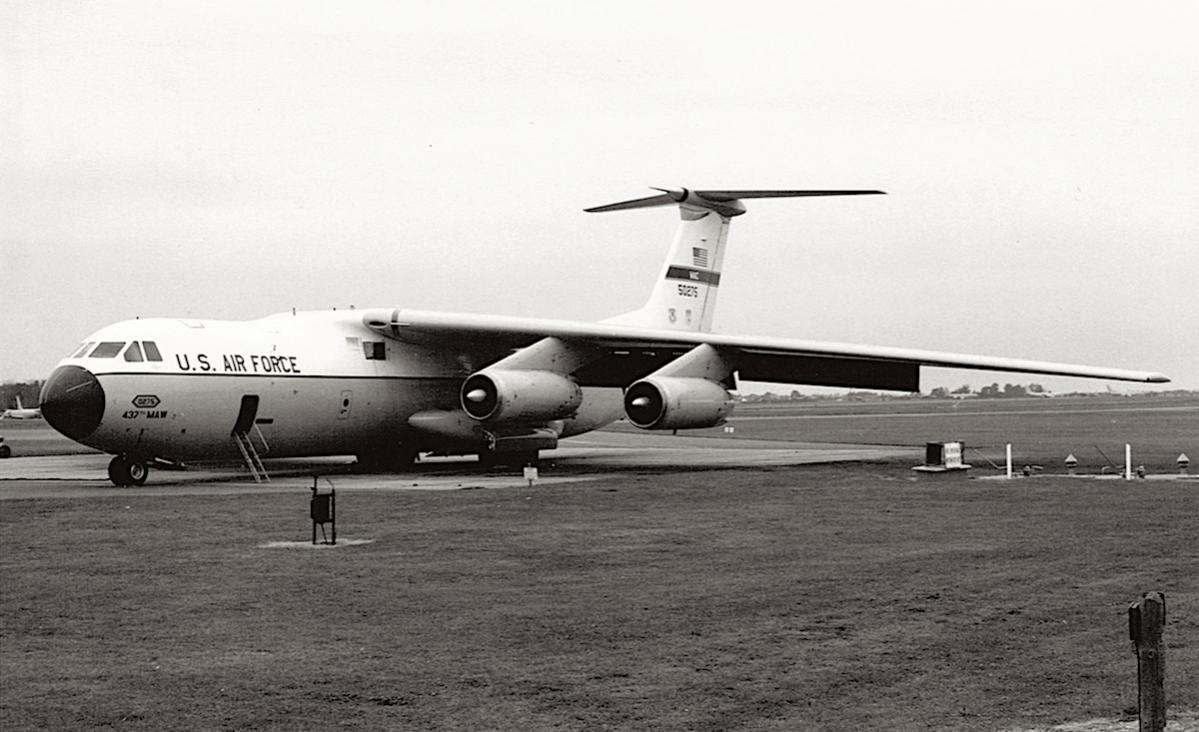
left=461, top=369, right=583, bottom=423
left=623, top=376, right=734, bottom=430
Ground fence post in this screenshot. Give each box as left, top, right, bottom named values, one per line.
left=1128, top=591, right=1166, bottom=732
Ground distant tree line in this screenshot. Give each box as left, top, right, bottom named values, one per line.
left=5, top=378, right=1192, bottom=411
left=1, top=381, right=44, bottom=409
left=740, top=384, right=1196, bottom=403
left=925, top=383, right=1046, bottom=399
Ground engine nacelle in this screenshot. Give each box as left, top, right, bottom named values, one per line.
left=623, top=376, right=734, bottom=430
left=461, top=369, right=583, bottom=423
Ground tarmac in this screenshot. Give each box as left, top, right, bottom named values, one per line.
left=0, top=431, right=919, bottom=499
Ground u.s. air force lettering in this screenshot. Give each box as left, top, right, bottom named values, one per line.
left=174, top=353, right=302, bottom=374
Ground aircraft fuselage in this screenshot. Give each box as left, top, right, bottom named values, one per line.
left=39, top=310, right=623, bottom=468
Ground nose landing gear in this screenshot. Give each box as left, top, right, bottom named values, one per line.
left=108, top=454, right=149, bottom=486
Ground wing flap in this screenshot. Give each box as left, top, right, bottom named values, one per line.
left=737, top=353, right=920, bottom=391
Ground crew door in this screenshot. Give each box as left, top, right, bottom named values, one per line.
left=233, top=395, right=259, bottom=434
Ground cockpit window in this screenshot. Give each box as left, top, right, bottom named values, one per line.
left=123, top=342, right=144, bottom=362
left=89, top=341, right=126, bottom=358
left=70, top=342, right=95, bottom=358
left=143, top=341, right=163, bottom=362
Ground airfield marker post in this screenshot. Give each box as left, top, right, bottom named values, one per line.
left=1126, top=444, right=1133, bottom=481
left=1005, top=444, right=1012, bottom=479
left=1128, top=591, right=1167, bottom=732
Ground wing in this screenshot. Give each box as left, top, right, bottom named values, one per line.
left=365, top=309, right=1169, bottom=390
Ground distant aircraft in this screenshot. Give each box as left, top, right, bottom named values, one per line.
left=38, top=187, right=1168, bottom=486
left=1, top=396, right=41, bottom=420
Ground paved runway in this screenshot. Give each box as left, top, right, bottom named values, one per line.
left=0, top=431, right=918, bottom=499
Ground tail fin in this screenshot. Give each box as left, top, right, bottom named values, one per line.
left=589, top=188, right=884, bottom=332
left=15, top=396, right=22, bottom=410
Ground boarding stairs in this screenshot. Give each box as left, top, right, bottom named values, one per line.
left=232, top=426, right=270, bottom=483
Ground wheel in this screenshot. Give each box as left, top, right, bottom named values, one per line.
left=0, top=444, right=11, bottom=459
left=127, top=460, right=149, bottom=486
left=354, top=446, right=418, bottom=473
left=108, top=454, right=149, bottom=486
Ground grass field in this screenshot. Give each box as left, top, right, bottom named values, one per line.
left=637, top=394, right=1199, bottom=472
left=2, top=395, right=1197, bottom=730
left=3, top=394, right=1196, bottom=469
left=3, top=471, right=1198, bottom=730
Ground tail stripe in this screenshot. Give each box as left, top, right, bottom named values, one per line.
left=665, top=267, right=721, bottom=286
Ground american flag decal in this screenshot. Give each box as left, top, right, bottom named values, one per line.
left=692, top=247, right=709, bottom=268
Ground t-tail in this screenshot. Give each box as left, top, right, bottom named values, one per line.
left=588, top=187, right=884, bottom=332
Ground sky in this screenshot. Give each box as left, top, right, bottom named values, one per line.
left=2, top=0, right=1196, bottom=393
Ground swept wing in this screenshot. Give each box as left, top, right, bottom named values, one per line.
left=369, top=309, right=1168, bottom=392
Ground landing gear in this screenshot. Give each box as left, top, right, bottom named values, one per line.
left=354, top=445, right=419, bottom=473
left=108, top=454, right=149, bottom=486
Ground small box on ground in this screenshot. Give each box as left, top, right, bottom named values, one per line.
left=913, top=441, right=972, bottom=473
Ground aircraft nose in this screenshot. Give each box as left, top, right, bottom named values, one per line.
left=40, top=365, right=105, bottom=441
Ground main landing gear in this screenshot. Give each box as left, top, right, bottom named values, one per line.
left=108, top=454, right=149, bottom=487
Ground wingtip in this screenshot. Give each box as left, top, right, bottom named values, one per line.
left=1146, top=374, right=1171, bottom=384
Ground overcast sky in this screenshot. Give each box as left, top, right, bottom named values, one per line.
left=3, top=0, right=1196, bottom=392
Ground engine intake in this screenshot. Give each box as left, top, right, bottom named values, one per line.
left=461, top=369, right=583, bottom=423
left=624, top=376, right=734, bottom=430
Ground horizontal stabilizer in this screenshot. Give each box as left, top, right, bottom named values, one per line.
left=585, top=187, right=884, bottom=217
left=689, top=189, right=887, bottom=201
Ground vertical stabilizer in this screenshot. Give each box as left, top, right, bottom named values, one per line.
left=588, top=187, right=884, bottom=333
left=602, top=202, right=730, bottom=332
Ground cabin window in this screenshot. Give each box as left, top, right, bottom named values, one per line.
left=363, top=341, right=386, bottom=360
left=123, top=342, right=144, bottom=362
left=89, top=341, right=126, bottom=358
left=142, top=341, right=163, bottom=362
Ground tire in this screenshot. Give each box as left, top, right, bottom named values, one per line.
left=127, top=460, right=149, bottom=486
left=354, top=447, right=418, bottom=473
left=108, top=455, right=149, bottom=486
left=0, top=444, right=11, bottom=459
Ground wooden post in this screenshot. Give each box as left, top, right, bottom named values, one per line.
left=1128, top=592, right=1167, bottom=732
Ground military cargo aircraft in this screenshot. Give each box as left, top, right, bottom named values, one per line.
left=39, top=188, right=1168, bottom=486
